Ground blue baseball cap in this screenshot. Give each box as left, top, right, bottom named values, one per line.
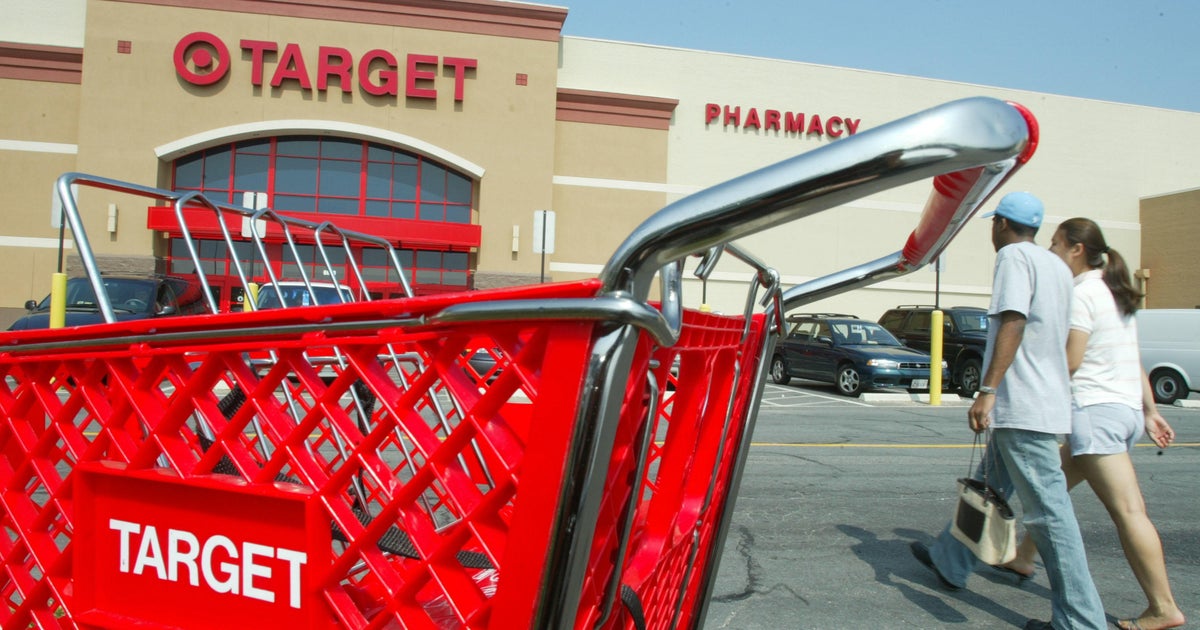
left=982, top=191, right=1043, bottom=228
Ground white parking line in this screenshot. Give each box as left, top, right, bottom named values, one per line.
left=759, top=384, right=873, bottom=407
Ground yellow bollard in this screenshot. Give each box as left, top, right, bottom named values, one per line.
left=244, top=282, right=259, bottom=312
left=929, top=309, right=943, bottom=405
left=49, top=272, right=67, bottom=329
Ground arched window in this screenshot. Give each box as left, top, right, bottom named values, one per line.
left=172, top=135, right=473, bottom=223
left=166, top=135, right=476, bottom=308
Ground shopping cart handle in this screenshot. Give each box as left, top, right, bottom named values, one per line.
left=899, top=101, right=1039, bottom=268
left=779, top=101, right=1038, bottom=310
left=599, top=97, right=1037, bottom=302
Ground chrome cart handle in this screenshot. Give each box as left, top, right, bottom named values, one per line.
left=599, top=97, right=1038, bottom=304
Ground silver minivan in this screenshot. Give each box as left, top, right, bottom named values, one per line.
left=1137, top=309, right=1200, bottom=404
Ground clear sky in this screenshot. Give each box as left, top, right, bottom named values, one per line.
left=558, top=0, right=1200, bottom=113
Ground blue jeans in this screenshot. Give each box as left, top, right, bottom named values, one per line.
left=929, top=429, right=1106, bottom=630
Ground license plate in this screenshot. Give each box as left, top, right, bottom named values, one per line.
left=911, top=379, right=928, bottom=389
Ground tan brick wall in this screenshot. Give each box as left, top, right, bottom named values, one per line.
left=474, top=271, right=544, bottom=289
left=63, top=253, right=158, bottom=277
left=1140, top=189, right=1200, bottom=308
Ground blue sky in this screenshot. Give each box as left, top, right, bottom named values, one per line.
left=558, top=0, right=1199, bottom=113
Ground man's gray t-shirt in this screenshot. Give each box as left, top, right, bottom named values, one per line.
left=984, top=240, right=1073, bottom=434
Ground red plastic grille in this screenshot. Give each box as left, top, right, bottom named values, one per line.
left=0, top=281, right=766, bottom=629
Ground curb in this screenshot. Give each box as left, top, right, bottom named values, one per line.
left=1173, top=399, right=1200, bottom=409
left=859, top=391, right=972, bottom=404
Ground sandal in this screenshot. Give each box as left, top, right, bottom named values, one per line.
left=991, top=564, right=1034, bottom=583
left=1117, top=618, right=1185, bottom=630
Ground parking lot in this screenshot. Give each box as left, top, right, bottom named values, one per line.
left=759, top=379, right=977, bottom=408
left=702, top=387, right=1199, bottom=629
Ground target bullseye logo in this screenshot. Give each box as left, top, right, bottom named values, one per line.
left=169, top=31, right=477, bottom=101
left=174, top=32, right=230, bottom=86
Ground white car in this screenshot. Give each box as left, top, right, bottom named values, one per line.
left=1137, top=308, right=1200, bottom=404
left=248, top=282, right=358, bottom=381
left=255, top=281, right=353, bottom=310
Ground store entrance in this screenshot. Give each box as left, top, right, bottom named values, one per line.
left=165, top=238, right=470, bottom=312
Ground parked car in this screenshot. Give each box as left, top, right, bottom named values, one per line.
left=770, top=313, right=949, bottom=396
left=878, top=305, right=988, bottom=396
left=1136, top=308, right=1200, bottom=404
left=8, top=275, right=207, bottom=331
left=249, top=281, right=357, bottom=381
left=255, top=281, right=353, bottom=310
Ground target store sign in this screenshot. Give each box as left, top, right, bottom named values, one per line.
left=174, top=31, right=478, bottom=101
left=73, top=463, right=331, bottom=627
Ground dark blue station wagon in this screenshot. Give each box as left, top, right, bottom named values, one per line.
left=770, top=314, right=949, bottom=397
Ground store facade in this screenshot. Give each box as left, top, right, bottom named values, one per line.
left=3, top=0, right=1199, bottom=324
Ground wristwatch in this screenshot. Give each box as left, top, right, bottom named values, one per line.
left=977, top=385, right=997, bottom=395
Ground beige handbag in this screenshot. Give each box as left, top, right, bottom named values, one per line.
left=950, top=433, right=1017, bottom=565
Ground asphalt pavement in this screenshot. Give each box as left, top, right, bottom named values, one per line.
left=701, top=383, right=1199, bottom=629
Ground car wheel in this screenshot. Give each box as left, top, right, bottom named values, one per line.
left=770, top=355, right=791, bottom=385
left=1150, top=368, right=1186, bottom=404
left=836, top=364, right=862, bottom=397
left=957, top=357, right=982, bottom=397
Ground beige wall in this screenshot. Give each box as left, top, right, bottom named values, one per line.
left=1140, top=189, right=1200, bottom=309
left=550, top=120, right=668, bottom=282
left=0, top=0, right=87, bottom=47
left=0, top=77, right=81, bottom=323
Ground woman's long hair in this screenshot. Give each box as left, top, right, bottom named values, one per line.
left=1057, top=217, right=1142, bottom=316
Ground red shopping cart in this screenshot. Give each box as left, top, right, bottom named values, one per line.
left=0, top=97, right=1037, bottom=629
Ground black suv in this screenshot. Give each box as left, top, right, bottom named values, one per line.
left=878, top=305, right=988, bottom=396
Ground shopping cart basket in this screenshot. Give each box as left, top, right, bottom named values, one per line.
left=0, top=97, right=1037, bottom=629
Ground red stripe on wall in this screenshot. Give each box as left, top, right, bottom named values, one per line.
left=556, top=89, right=679, bottom=131
left=0, top=43, right=83, bottom=84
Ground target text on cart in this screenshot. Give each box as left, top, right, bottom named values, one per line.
left=74, top=464, right=331, bottom=625
left=108, top=518, right=308, bottom=608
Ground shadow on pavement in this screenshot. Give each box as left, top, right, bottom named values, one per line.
left=837, top=524, right=1041, bottom=627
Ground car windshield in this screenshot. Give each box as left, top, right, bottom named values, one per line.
left=953, top=311, right=989, bottom=333
left=831, top=321, right=902, bottom=346
left=36, top=278, right=157, bottom=313
left=257, top=284, right=351, bottom=309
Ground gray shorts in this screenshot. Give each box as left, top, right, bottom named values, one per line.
left=1067, top=402, right=1145, bottom=456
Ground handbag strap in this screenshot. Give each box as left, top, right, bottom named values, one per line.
left=966, top=432, right=979, bottom=479
left=966, top=431, right=998, bottom=489
left=966, top=431, right=1003, bottom=507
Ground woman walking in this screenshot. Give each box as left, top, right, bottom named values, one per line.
left=1000, top=217, right=1184, bottom=630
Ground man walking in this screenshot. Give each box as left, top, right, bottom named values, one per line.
left=909, top=192, right=1106, bottom=630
